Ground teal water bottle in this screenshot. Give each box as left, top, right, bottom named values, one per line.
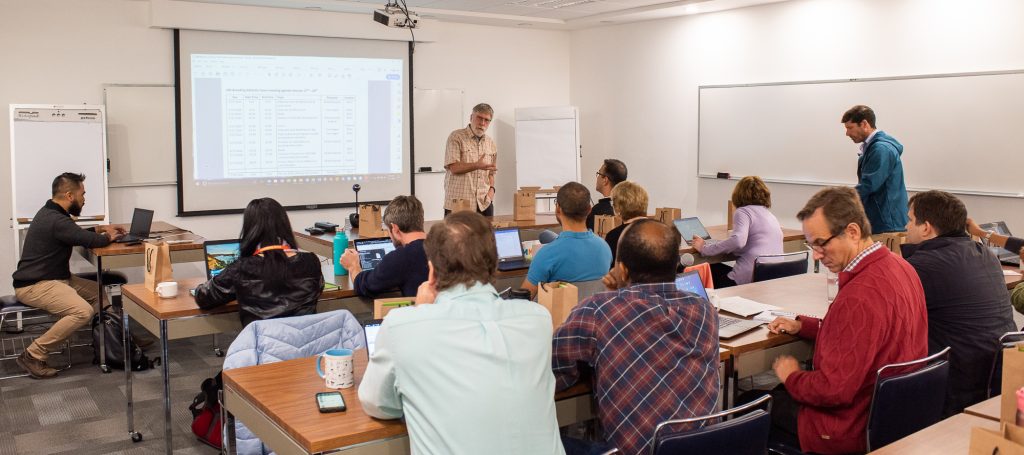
left=333, top=230, right=348, bottom=276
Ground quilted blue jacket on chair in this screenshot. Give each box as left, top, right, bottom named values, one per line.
left=223, top=310, right=366, bottom=455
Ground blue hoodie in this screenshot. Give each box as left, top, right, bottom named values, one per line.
left=856, top=130, right=909, bottom=233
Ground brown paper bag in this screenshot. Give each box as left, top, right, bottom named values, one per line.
left=144, top=241, right=173, bottom=292
left=448, top=198, right=474, bottom=213
left=491, top=220, right=514, bottom=228
left=1002, top=346, right=1024, bottom=423
left=537, top=282, right=579, bottom=329
left=654, top=207, right=682, bottom=226
left=970, top=424, right=1024, bottom=455
left=359, top=204, right=388, bottom=238
left=594, top=215, right=622, bottom=238
left=373, top=297, right=415, bottom=319
left=727, top=200, right=736, bottom=231
left=514, top=189, right=537, bottom=221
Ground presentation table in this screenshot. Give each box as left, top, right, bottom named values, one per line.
left=119, top=265, right=355, bottom=454
left=869, top=413, right=999, bottom=454
left=964, top=395, right=1001, bottom=422
left=222, top=348, right=732, bottom=455
left=76, top=221, right=206, bottom=373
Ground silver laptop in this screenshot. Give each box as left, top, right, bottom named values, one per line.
left=673, top=217, right=719, bottom=247
left=675, top=271, right=762, bottom=339
left=980, top=221, right=1020, bottom=266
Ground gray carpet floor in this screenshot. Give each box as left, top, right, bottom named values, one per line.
left=0, top=319, right=235, bottom=455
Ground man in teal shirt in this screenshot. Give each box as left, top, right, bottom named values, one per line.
left=358, top=211, right=565, bottom=455
left=522, top=182, right=613, bottom=298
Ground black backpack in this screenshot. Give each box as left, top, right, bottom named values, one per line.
left=92, top=308, right=155, bottom=371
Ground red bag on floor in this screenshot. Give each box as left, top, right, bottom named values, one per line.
left=188, top=373, right=223, bottom=449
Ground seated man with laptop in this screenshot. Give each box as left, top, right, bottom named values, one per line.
left=12, top=172, right=125, bottom=378
left=339, top=195, right=428, bottom=298
left=552, top=219, right=719, bottom=455
left=901, top=191, right=1015, bottom=416
left=113, top=207, right=154, bottom=243
left=358, top=211, right=564, bottom=454
left=522, top=182, right=612, bottom=298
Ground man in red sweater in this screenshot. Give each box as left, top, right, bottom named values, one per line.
left=766, top=186, right=928, bottom=454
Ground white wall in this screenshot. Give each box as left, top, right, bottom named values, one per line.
left=570, top=0, right=1024, bottom=232
left=0, top=0, right=569, bottom=295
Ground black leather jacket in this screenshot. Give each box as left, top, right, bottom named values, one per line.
left=194, top=251, right=324, bottom=326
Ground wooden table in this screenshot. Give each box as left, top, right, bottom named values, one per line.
left=76, top=221, right=206, bottom=373
left=870, top=413, right=999, bottom=454
left=222, top=348, right=734, bottom=455
left=120, top=266, right=356, bottom=454
left=295, top=214, right=560, bottom=259
left=965, top=395, right=1001, bottom=422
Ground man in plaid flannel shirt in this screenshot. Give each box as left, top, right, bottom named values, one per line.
left=552, top=219, right=720, bottom=455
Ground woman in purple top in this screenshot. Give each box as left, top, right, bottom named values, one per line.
left=693, top=176, right=783, bottom=287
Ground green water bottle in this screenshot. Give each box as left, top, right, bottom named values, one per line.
left=333, top=230, right=348, bottom=276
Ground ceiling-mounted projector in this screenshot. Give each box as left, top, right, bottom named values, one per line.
left=374, top=5, right=419, bottom=28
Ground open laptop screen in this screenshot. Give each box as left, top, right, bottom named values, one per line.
left=494, top=228, right=524, bottom=260
left=354, top=238, right=396, bottom=272
left=674, top=271, right=710, bottom=301
left=204, top=240, right=241, bottom=279
left=363, top=320, right=383, bottom=356
left=128, top=208, right=155, bottom=236
left=673, top=217, right=712, bottom=242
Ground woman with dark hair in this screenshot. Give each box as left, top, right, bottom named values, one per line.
left=692, top=176, right=783, bottom=287
left=194, top=197, right=324, bottom=326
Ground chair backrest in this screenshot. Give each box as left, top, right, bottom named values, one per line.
left=751, top=251, right=809, bottom=283
left=866, top=347, right=951, bottom=451
left=988, top=331, right=1024, bottom=398
left=650, top=394, right=771, bottom=455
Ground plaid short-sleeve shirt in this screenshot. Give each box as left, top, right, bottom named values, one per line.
left=443, top=126, right=496, bottom=211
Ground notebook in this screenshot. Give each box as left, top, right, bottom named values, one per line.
left=353, top=238, right=397, bottom=272
left=495, top=228, right=529, bottom=271
left=114, top=208, right=154, bottom=243
left=675, top=271, right=762, bottom=339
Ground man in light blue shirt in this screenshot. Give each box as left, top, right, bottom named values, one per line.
left=358, top=211, right=565, bottom=455
left=523, top=182, right=613, bottom=298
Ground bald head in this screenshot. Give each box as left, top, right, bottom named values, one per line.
left=617, top=219, right=681, bottom=284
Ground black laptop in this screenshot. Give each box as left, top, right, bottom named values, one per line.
left=980, top=221, right=1021, bottom=266
left=495, top=228, right=529, bottom=271
left=114, top=208, right=154, bottom=243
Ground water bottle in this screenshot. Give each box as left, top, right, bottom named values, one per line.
left=333, top=230, right=348, bottom=276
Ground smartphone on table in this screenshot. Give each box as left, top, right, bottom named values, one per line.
left=315, top=391, right=347, bottom=413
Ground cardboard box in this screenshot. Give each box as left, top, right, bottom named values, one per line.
left=594, top=215, right=622, bottom=239
left=970, top=423, right=1024, bottom=455
left=514, top=188, right=537, bottom=221
left=537, top=282, right=579, bottom=329
left=373, top=297, right=415, bottom=319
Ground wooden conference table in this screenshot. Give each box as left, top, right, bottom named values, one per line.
left=222, top=348, right=732, bottom=455
left=870, top=413, right=999, bottom=454
left=964, top=395, right=1001, bottom=422
left=119, top=264, right=356, bottom=454
left=76, top=221, right=206, bottom=373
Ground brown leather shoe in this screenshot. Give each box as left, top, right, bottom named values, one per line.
left=16, top=351, right=58, bottom=379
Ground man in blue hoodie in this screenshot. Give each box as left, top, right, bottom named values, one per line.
left=842, top=105, right=909, bottom=233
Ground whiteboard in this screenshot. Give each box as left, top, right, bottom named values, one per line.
left=698, top=71, right=1024, bottom=196
left=515, top=106, right=581, bottom=189
left=104, top=85, right=177, bottom=186
left=10, top=105, right=108, bottom=221
left=413, top=88, right=463, bottom=171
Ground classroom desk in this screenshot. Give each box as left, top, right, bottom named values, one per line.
left=869, top=413, right=999, bottom=454
left=294, top=214, right=560, bottom=258
left=76, top=221, right=206, bottom=373
left=120, top=266, right=356, bottom=454
left=965, top=395, right=1001, bottom=422
left=222, top=348, right=734, bottom=455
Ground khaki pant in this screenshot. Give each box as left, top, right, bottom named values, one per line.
left=14, top=275, right=98, bottom=361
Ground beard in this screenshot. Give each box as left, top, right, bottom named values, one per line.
left=68, top=200, right=83, bottom=217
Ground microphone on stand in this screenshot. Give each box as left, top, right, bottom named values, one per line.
left=349, top=184, right=362, bottom=228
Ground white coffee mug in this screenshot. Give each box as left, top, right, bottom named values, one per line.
left=316, top=348, right=354, bottom=389
left=155, top=281, right=178, bottom=299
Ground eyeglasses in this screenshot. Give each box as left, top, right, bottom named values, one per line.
left=596, top=171, right=606, bottom=178
left=804, top=232, right=841, bottom=253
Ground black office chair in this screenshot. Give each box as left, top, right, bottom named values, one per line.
left=650, top=394, right=771, bottom=455
left=751, top=251, right=810, bottom=283
left=865, top=346, right=951, bottom=451
left=987, top=331, right=1024, bottom=398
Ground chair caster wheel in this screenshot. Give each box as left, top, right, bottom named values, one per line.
left=130, top=432, right=143, bottom=442
left=100, top=365, right=112, bottom=374
left=214, top=348, right=224, bottom=357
